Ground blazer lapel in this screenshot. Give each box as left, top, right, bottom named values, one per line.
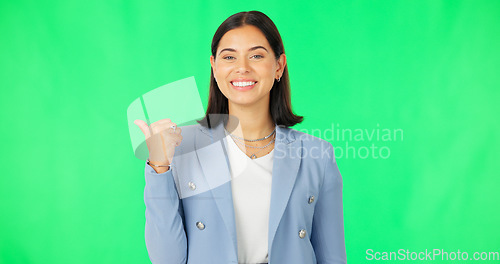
left=195, top=120, right=238, bottom=257
left=268, top=125, right=302, bottom=255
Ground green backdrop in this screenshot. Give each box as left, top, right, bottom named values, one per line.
left=1, top=0, right=499, bottom=263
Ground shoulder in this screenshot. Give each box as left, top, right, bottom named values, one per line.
left=178, top=123, right=201, bottom=135
left=285, top=127, right=336, bottom=163
left=288, top=127, right=333, bottom=149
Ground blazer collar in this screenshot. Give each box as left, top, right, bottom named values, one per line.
left=197, top=117, right=296, bottom=144
left=195, top=119, right=302, bottom=259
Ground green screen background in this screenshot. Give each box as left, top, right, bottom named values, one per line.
left=1, top=0, right=499, bottom=263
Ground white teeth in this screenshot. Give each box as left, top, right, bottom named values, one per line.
left=232, top=81, right=255, bottom=87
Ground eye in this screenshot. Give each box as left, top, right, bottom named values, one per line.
left=223, top=56, right=235, bottom=60
left=252, top=54, right=264, bottom=59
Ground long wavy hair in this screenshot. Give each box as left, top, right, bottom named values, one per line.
left=197, top=11, right=303, bottom=129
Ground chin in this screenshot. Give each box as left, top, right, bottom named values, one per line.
left=229, top=98, right=257, bottom=106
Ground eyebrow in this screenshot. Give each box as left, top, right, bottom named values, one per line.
left=218, top=46, right=269, bottom=56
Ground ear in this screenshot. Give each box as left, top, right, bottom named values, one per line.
left=210, top=55, right=216, bottom=76
left=276, top=54, right=286, bottom=78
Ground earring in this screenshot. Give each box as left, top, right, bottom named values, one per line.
left=277, top=76, right=281, bottom=82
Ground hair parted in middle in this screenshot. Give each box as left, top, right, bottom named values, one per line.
left=197, top=11, right=303, bottom=129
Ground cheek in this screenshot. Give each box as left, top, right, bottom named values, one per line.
left=214, top=62, right=231, bottom=76
left=258, top=61, right=277, bottom=77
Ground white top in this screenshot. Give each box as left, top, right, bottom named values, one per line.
left=223, top=128, right=274, bottom=264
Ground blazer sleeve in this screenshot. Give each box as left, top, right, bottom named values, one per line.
left=310, top=143, right=347, bottom=264
left=144, top=162, right=187, bottom=264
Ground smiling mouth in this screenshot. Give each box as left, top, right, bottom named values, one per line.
left=231, top=81, right=257, bottom=90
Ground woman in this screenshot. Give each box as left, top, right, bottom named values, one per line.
left=135, top=11, right=346, bottom=264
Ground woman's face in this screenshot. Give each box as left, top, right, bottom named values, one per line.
left=210, top=25, right=286, bottom=108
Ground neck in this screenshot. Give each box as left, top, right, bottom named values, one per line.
left=225, top=97, right=275, bottom=140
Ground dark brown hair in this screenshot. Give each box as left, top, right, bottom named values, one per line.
left=197, top=11, right=303, bottom=128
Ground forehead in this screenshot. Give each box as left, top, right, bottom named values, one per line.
left=218, top=25, right=271, bottom=51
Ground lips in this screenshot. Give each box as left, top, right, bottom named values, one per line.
left=230, top=80, right=257, bottom=91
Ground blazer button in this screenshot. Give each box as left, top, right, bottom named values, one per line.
left=188, top=181, right=196, bottom=190
left=308, top=195, right=315, bottom=204
left=196, top=221, right=205, bottom=230
left=298, top=229, right=306, bottom=239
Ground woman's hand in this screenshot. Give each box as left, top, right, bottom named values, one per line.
left=134, top=118, right=183, bottom=167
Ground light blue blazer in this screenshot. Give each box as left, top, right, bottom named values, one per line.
left=143, top=119, right=346, bottom=264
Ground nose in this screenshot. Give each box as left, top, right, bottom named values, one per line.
left=235, top=58, right=250, bottom=74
